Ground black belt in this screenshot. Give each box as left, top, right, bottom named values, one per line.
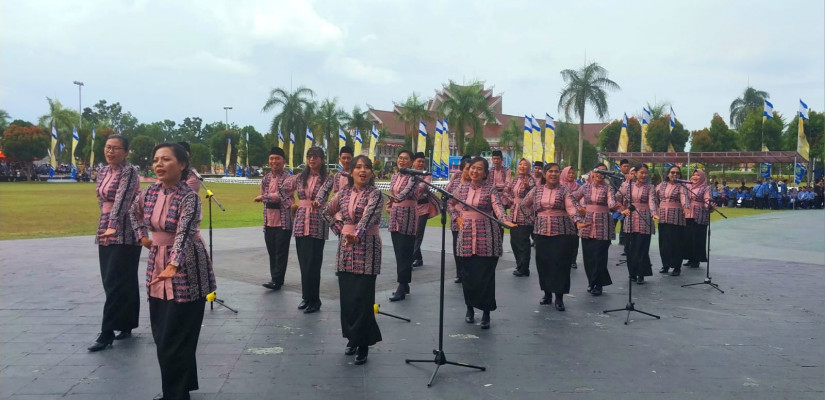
left=417, top=199, right=429, bottom=205
left=265, top=203, right=281, bottom=210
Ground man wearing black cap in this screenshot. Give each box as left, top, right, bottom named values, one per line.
left=488, top=150, right=511, bottom=205
left=533, top=161, right=544, bottom=181
left=255, top=147, right=296, bottom=290
left=333, top=146, right=354, bottom=193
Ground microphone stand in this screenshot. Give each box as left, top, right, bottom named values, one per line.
left=198, top=179, right=238, bottom=313
left=404, top=174, right=493, bottom=387
left=678, top=182, right=726, bottom=294
left=603, top=176, right=659, bottom=324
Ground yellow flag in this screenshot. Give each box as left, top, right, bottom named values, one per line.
left=522, top=116, right=532, bottom=162
left=544, top=114, right=555, bottom=163
left=617, top=113, right=629, bottom=153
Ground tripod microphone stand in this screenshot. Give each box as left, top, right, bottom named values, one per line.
left=198, top=179, right=238, bottom=313
left=404, top=174, right=492, bottom=387
left=603, top=175, right=660, bottom=324
left=680, top=189, right=727, bottom=294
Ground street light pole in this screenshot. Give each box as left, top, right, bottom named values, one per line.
left=224, top=106, right=233, bottom=127
left=73, top=81, right=84, bottom=129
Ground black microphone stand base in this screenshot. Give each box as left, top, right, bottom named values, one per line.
left=406, top=350, right=486, bottom=387
left=604, top=300, right=661, bottom=325
left=210, top=298, right=239, bottom=313
left=681, top=278, right=724, bottom=293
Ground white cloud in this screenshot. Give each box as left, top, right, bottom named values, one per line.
left=142, top=51, right=256, bottom=76
left=325, top=55, right=399, bottom=85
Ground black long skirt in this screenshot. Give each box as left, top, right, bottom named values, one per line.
left=509, top=225, right=533, bottom=273
left=626, top=233, right=653, bottom=278
left=534, top=234, right=575, bottom=294
left=149, top=297, right=205, bottom=400
left=570, top=236, right=580, bottom=266
left=412, top=214, right=428, bottom=262
left=452, top=231, right=464, bottom=279
left=390, top=232, right=415, bottom=284
left=295, top=237, right=325, bottom=302
left=460, top=256, right=498, bottom=311
left=685, top=219, right=708, bottom=263
left=658, top=223, right=685, bottom=270
left=337, top=272, right=382, bottom=348
left=581, top=238, right=612, bottom=287
left=264, top=226, right=292, bottom=285
left=98, top=244, right=142, bottom=332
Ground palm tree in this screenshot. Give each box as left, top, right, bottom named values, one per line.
left=261, top=86, right=315, bottom=165
left=498, top=117, right=523, bottom=160
left=645, top=101, right=670, bottom=120
left=558, top=62, right=620, bottom=172
left=38, top=98, right=81, bottom=162
left=343, top=106, right=372, bottom=154
left=0, top=109, right=10, bottom=134
left=435, top=80, right=496, bottom=154
left=316, top=98, right=347, bottom=161
left=396, top=93, right=430, bottom=151
left=729, top=86, right=770, bottom=129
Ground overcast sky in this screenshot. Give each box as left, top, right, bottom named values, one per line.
left=2, top=0, right=823, bottom=136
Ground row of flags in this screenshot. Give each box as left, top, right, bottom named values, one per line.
left=520, top=114, right=557, bottom=164
left=764, top=99, right=811, bottom=160
left=48, top=124, right=92, bottom=179
left=223, top=131, right=253, bottom=177
left=418, top=119, right=451, bottom=178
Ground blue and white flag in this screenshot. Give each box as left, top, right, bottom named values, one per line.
left=763, top=100, right=774, bottom=120
left=760, top=163, right=772, bottom=179
left=245, top=131, right=251, bottom=178
left=799, top=99, right=809, bottom=120
left=794, top=163, right=807, bottom=185
left=278, top=129, right=285, bottom=147
left=669, top=107, right=676, bottom=131
left=642, top=108, right=651, bottom=125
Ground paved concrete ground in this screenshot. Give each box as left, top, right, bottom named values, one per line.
left=1, top=210, right=823, bottom=399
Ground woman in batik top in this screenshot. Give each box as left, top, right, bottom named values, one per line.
left=89, top=134, right=142, bottom=352
left=560, top=166, right=582, bottom=270
left=619, top=164, right=657, bottom=284
left=684, top=169, right=711, bottom=269
left=446, top=155, right=472, bottom=283
left=572, top=163, right=618, bottom=296
left=505, top=158, right=535, bottom=277
left=450, top=157, right=516, bottom=329
left=130, top=143, right=216, bottom=400
left=323, top=155, right=383, bottom=366
left=386, top=149, right=417, bottom=302
left=656, top=165, right=690, bottom=276
left=519, top=163, right=580, bottom=310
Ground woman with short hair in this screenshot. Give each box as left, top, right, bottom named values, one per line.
left=572, top=163, right=617, bottom=296
left=387, top=149, right=418, bottom=301
left=656, top=165, right=690, bottom=276
left=620, top=164, right=656, bottom=284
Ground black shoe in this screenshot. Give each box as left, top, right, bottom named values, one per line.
left=262, top=281, right=281, bottom=290
left=304, top=302, right=321, bottom=314
left=411, top=259, right=423, bottom=268
left=389, top=290, right=406, bottom=302
left=586, top=285, right=593, bottom=293
left=354, top=346, right=369, bottom=365
left=688, top=262, right=700, bottom=269
left=345, top=346, right=357, bottom=356
left=114, top=330, right=132, bottom=340
left=513, top=269, right=529, bottom=277
left=636, top=276, right=645, bottom=284
left=297, top=300, right=309, bottom=310
left=683, top=261, right=691, bottom=266
left=88, top=332, right=114, bottom=352
left=621, top=251, right=627, bottom=256
left=591, top=286, right=603, bottom=296
left=480, top=312, right=490, bottom=329
left=658, top=267, right=669, bottom=274
left=554, top=300, right=565, bottom=312
left=571, top=263, right=577, bottom=269
left=454, top=277, right=463, bottom=284
left=670, top=269, right=681, bottom=276
left=539, top=294, right=552, bottom=305
left=465, top=307, right=475, bottom=323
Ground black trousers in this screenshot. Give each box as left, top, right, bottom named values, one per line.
left=658, top=223, right=684, bottom=270
left=412, top=214, right=428, bottom=262
left=685, top=220, right=708, bottom=263
left=338, top=272, right=382, bottom=348
left=626, top=233, right=653, bottom=278
left=452, top=230, right=464, bottom=279
left=534, top=234, right=575, bottom=294
left=149, top=297, right=205, bottom=400
left=571, top=237, right=580, bottom=266
left=460, top=256, right=498, bottom=311
left=264, top=226, right=292, bottom=285
left=98, top=244, right=142, bottom=333
left=391, top=232, right=415, bottom=284
left=581, top=238, right=612, bottom=288
left=295, top=236, right=325, bottom=303
left=509, top=225, right=533, bottom=272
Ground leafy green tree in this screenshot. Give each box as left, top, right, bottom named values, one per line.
left=86, top=128, right=115, bottom=167
left=128, top=135, right=157, bottom=169
left=729, top=86, right=770, bottom=129
left=465, top=135, right=491, bottom=156
left=737, top=109, right=784, bottom=151
left=0, top=109, right=10, bottom=136
left=555, top=122, right=580, bottom=167
left=262, top=86, right=315, bottom=166
left=1, top=121, right=49, bottom=180
left=189, top=142, right=211, bottom=172
left=558, top=62, right=621, bottom=172
left=435, top=80, right=496, bottom=154
left=690, top=128, right=713, bottom=152
left=644, top=101, right=670, bottom=120
left=177, top=117, right=205, bottom=143
left=707, top=114, right=738, bottom=152
left=237, top=127, right=266, bottom=167
left=343, top=105, right=372, bottom=154
left=397, top=93, right=430, bottom=151
left=209, top=130, right=240, bottom=172
left=134, top=122, right=165, bottom=143
left=498, top=117, right=523, bottom=159
left=580, top=141, right=599, bottom=172
left=81, top=100, right=137, bottom=135
left=783, top=110, right=823, bottom=160
left=645, top=117, right=689, bottom=152
left=315, top=98, right=348, bottom=162
left=598, top=116, right=641, bottom=152
left=38, top=98, right=81, bottom=160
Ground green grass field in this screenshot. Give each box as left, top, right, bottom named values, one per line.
left=0, top=181, right=778, bottom=240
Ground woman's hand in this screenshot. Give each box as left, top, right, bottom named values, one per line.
left=576, top=221, right=591, bottom=230
left=621, top=209, right=631, bottom=216
left=312, top=200, right=321, bottom=209
left=254, top=195, right=263, bottom=203
left=343, top=234, right=360, bottom=246
left=140, top=237, right=153, bottom=249
left=148, top=264, right=177, bottom=286
left=652, top=214, right=659, bottom=221
left=503, top=221, right=517, bottom=228
left=456, top=217, right=464, bottom=230
left=577, top=207, right=586, bottom=217
left=98, top=228, right=116, bottom=238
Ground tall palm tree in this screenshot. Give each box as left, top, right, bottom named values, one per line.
left=316, top=98, right=347, bottom=161
left=396, top=93, right=430, bottom=151
left=729, top=86, right=770, bottom=129
left=435, top=80, right=496, bottom=154
left=343, top=106, right=372, bottom=154
left=558, top=62, right=620, bottom=172
left=645, top=101, right=670, bottom=120
left=38, top=98, right=81, bottom=162
left=262, top=86, right=315, bottom=165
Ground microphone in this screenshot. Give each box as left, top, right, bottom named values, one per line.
left=672, top=178, right=692, bottom=184
left=591, top=169, right=624, bottom=178
left=399, top=168, right=431, bottom=176
left=192, top=169, right=204, bottom=181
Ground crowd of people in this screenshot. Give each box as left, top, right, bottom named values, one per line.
left=84, top=137, right=823, bottom=399
left=701, top=177, right=825, bottom=210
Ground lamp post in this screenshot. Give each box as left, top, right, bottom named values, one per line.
left=223, top=106, right=233, bottom=127
left=73, top=81, right=84, bottom=129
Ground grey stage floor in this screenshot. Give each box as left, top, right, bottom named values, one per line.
left=1, top=210, right=823, bottom=399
